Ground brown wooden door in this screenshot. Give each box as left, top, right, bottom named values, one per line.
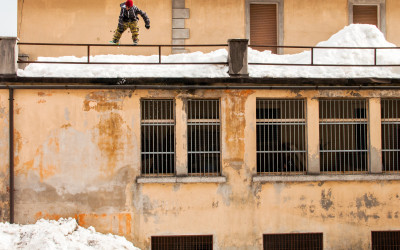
left=250, top=4, right=277, bottom=53
left=353, top=5, right=378, bottom=27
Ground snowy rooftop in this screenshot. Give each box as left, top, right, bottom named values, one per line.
left=17, top=24, right=400, bottom=79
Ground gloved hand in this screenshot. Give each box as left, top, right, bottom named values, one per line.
left=145, top=24, right=150, bottom=29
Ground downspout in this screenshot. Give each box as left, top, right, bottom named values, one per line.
left=9, top=88, right=14, bottom=224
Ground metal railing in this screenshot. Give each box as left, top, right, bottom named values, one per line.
left=249, top=45, right=400, bottom=67
left=17, top=42, right=228, bottom=65
left=17, top=42, right=400, bottom=67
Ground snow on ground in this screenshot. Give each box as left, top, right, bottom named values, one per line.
left=18, top=24, right=400, bottom=78
left=0, top=218, right=140, bottom=250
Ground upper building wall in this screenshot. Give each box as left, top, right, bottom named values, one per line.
left=16, top=0, right=400, bottom=59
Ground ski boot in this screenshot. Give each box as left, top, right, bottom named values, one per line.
left=133, top=39, right=138, bottom=46
left=109, top=40, right=120, bottom=45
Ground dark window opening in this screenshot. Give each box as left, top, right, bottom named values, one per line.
left=319, top=99, right=368, bottom=173
left=141, top=99, right=175, bottom=176
left=152, top=235, right=213, bottom=250
left=188, top=100, right=220, bottom=176
left=372, top=231, right=400, bottom=250
left=257, top=99, right=306, bottom=174
left=263, top=233, right=323, bottom=250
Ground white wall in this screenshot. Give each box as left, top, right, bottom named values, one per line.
left=0, top=0, right=17, bottom=37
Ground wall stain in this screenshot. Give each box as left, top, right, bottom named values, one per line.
left=321, top=188, right=333, bottom=211
left=356, top=193, right=380, bottom=209
left=83, top=90, right=133, bottom=112
left=96, top=112, right=125, bottom=176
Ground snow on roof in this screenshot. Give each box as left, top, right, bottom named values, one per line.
left=18, top=24, right=400, bottom=79
left=0, top=218, right=140, bottom=250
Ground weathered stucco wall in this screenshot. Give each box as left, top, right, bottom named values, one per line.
left=0, top=90, right=9, bottom=222
left=0, top=87, right=398, bottom=249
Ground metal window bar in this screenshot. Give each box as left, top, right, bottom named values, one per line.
left=381, top=99, right=400, bottom=173
left=319, top=99, right=368, bottom=174
left=372, top=231, right=400, bottom=250
left=141, top=99, right=175, bottom=176
left=256, top=99, right=306, bottom=175
left=263, top=233, right=323, bottom=250
left=188, top=99, right=221, bottom=176
left=151, top=235, right=213, bottom=250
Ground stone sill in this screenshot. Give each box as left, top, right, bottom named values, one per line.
left=253, top=174, right=400, bottom=183
left=137, top=176, right=227, bottom=184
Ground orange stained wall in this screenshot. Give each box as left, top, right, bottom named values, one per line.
left=17, top=0, right=172, bottom=59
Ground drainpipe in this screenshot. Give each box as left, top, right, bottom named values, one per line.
left=9, top=88, right=14, bottom=224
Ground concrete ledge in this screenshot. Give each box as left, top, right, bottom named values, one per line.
left=137, top=176, right=227, bottom=184
left=253, top=174, right=400, bottom=183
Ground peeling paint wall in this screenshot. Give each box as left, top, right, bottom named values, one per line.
left=1, top=88, right=400, bottom=249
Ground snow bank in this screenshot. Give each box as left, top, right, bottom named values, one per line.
left=0, top=218, right=140, bottom=250
left=18, top=24, right=400, bottom=78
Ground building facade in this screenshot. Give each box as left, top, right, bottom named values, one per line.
left=0, top=0, right=400, bottom=249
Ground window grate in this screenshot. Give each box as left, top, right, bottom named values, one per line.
left=319, top=99, right=368, bottom=173
left=256, top=99, right=306, bottom=174
left=141, top=99, right=175, bottom=176
left=263, top=233, right=323, bottom=250
left=372, top=231, right=400, bottom=250
left=152, top=235, right=213, bottom=250
left=381, top=99, right=400, bottom=173
left=188, top=100, right=220, bottom=176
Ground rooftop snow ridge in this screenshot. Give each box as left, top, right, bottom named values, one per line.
left=17, top=24, right=400, bottom=79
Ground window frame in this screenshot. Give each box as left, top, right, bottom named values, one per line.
left=319, top=98, right=370, bottom=174
left=140, top=98, right=176, bottom=176
left=256, top=98, right=307, bottom=175
left=245, top=0, right=284, bottom=54
left=187, top=98, right=222, bottom=176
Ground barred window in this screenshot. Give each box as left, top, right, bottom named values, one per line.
left=381, top=99, right=400, bottom=172
left=319, top=99, right=368, bottom=173
left=256, top=99, right=306, bottom=174
left=372, top=231, right=400, bottom=250
left=263, top=233, right=323, bottom=250
left=188, top=99, right=220, bottom=176
left=152, top=235, right=213, bottom=250
left=141, top=99, right=175, bottom=176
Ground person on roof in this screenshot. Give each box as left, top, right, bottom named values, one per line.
left=110, top=0, right=150, bottom=45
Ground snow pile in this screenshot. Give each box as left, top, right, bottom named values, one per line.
left=18, top=24, right=400, bottom=78
left=0, top=218, right=140, bottom=250
left=18, top=49, right=229, bottom=78
left=248, top=24, right=400, bottom=78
